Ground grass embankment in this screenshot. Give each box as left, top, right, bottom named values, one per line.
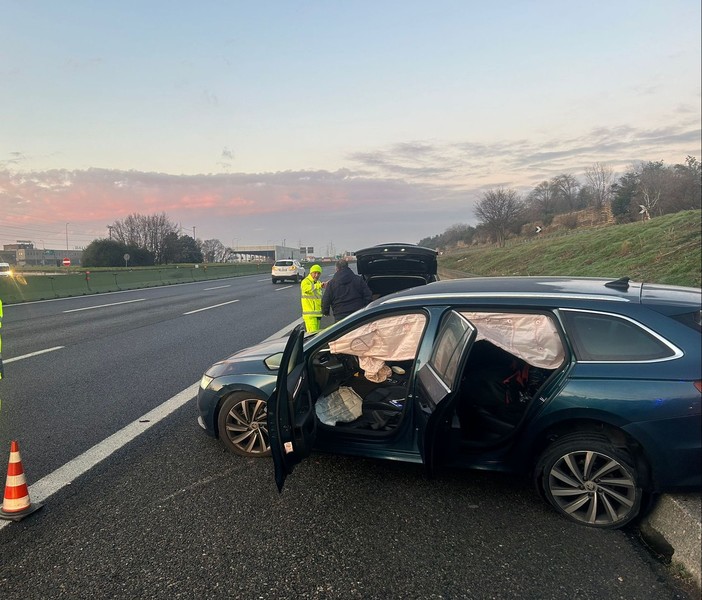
left=439, top=210, right=701, bottom=288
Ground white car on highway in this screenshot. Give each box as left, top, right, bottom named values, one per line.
left=271, top=259, right=305, bottom=284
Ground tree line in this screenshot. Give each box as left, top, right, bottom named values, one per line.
left=82, top=155, right=700, bottom=266
left=420, top=156, right=701, bottom=249
left=82, top=213, right=234, bottom=267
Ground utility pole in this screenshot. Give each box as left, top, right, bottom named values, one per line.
left=65, top=222, right=70, bottom=252
left=107, top=225, right=113, bottom=240
left=192, top=226, right=196, bottom=240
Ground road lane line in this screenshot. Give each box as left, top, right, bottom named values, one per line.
left=0, top=383, right=200, bottom=531
left=275, top=285, right=293, bottom=291
left=63, top=298, right=145, bottom=313
left=2, top=275, right=259, bottom=307
left=0, top=316, right=302, bottom=531
left=4, top=347, right=65, bottom=363
left=183, top=299, right=240, bottom=315
left=203, top=285, right=231, bottom=291
left=263, top=318, right=303, bottom=342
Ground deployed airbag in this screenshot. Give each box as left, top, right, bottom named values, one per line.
left=459, top=311, right=565, bottom=369
left=328, top=313, right=426, bottom=381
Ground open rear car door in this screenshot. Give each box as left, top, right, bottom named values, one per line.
left=415, top=311, right=476, bottom=475
left=267, top=324, right=317, bottom=491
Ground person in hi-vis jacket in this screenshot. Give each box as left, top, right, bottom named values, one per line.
left=300, top=265, right=325, bottom=332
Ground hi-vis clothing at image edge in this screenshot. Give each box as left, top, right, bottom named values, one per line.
left=301, top=265, right=324, bottom=332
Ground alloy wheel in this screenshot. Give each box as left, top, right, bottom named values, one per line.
left=546, top=448, right=638, bottom=527
left=223, top=398, right=270, bottom=456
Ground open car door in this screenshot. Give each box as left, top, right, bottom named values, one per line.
left=415, top=311, right=476, bottom=475
left=267, top=324, right=317, bottom=491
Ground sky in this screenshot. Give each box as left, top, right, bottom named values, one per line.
left=1, top=1, right=700, bottom=257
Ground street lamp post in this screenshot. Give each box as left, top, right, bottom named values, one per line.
left=65, top=223, right=70, bottom=253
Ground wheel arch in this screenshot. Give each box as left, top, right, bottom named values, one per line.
left=213, top=384, right=271, bottom=439
left=528, top=417, right=654, bottom=491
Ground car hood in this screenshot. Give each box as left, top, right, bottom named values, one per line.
left=355, top=243, right=438, bottom=278
left=205, top=335, right=289, bottom=378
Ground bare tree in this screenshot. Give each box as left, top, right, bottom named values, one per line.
left=526, top=181, right=558, bottom=224
left=201, top=239, right=230, bottom=263
left=584, top=162, right=614, bottom=209
left=474, top=188, right=524, bottom=247
left=110, top=212, right=178, bottom=264
left=636, top=161, right=668, bottom=218
left=551, top=173, right=581, bottom=211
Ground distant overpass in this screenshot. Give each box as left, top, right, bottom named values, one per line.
left=231, top=245, right=303, bottom=262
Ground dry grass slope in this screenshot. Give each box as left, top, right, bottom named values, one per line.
left=439, top=210, right=701, bottom=288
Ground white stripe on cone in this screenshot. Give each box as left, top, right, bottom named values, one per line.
left=2, top=441, right=32, bottom=513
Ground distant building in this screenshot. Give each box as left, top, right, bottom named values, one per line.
left=2, top=241, right=83, bottom=267
left=16, top=247, right=83, bottom=267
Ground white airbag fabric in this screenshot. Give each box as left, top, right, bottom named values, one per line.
left=328, top=314, right=426, bottom=381
left=459, top=311, right=565, bottom=369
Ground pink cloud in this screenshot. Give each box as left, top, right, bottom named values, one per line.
left=1, top=167, right=434, bottom=251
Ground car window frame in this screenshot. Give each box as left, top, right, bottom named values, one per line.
left=559, top=308, right=683, bottom=363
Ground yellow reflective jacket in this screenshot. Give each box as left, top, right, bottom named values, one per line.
left=300, top=275, right=323, bottom=318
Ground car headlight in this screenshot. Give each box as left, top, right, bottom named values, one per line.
left=200, top=374, right=214, bottom=390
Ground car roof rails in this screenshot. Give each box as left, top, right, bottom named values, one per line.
left=604, top=277, right=630, bottom=291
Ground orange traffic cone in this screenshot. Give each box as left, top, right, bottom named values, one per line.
left=0, top=441, right=42, bottom=521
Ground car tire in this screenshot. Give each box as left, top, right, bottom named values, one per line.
left=535, top=432, right=643, bottom=529
left=217, top=392, right=271, bottom=457
left=272, top=278, right=277, bottom=284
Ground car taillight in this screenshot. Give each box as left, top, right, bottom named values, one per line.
left=695, top=381, right=702, bottom=393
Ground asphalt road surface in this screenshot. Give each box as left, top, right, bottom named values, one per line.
left=0, top=270, right=697, bottom=599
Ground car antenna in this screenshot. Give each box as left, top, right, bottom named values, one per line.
left=604, top=277, right=630, bottom=290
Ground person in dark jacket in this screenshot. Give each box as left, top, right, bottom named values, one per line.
left=322, top=259, right=372, bottom=321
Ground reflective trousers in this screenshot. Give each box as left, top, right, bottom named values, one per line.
left=303, top=315, right=322, bottom=332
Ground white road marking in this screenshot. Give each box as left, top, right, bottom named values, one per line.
left=263, top=318, right=303, bottom=342
left=4, top=347, right=65, bottom=363
left=183, top=299, right=240, bottom=314
left=0, top=383, right=200, bottom=530
left=63, top=298, right=145, bottom=313
left=0, top=317, right=302, bottom=530
left=257, top=279, right=269, bottom=282
left=2, top=273, right=265, bottom=308
left=275, top=285, right=293, bottom=291
left=203, top=285, right=231, bottom=291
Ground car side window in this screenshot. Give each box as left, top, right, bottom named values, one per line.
left=560, top=310, right=678, bottom=362
left=429, top=311, right=473, bottom=389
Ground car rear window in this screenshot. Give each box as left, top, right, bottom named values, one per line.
left=560, top=310, right=678, bottom=362
left=275, top=261, right=293, bottom=267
